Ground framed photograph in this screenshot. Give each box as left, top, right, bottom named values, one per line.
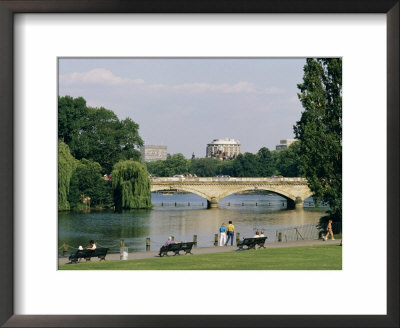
left=1, top=1, right=398, bottom=327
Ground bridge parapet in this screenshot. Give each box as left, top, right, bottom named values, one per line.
left=151, top=177, right=308, bottom=183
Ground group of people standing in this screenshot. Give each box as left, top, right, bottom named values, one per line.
left=218, top=222, right=266, bottom=246
left=218, top=221, right=235, bottom=246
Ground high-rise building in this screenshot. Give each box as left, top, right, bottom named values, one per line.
left=275, top=139, right=297, bottom=151
left=140, top=145, right=167, bottom=162
left=206, top=138, right=241, bottom=160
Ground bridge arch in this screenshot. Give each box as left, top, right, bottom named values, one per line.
left=151, top=185, right=211, bottom=202
left=216, top=186, right=296, bottom=203
left=215, top=186, right=313, bottom=209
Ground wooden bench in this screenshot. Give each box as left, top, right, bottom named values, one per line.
left=159, top=242, right=194, bottom=257
left=255, top=236, right=267, bottom=249
left=237, top=237, right=267, bottom=250
left=68, top=247, right=109, bottom=264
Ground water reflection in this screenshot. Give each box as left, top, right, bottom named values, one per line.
left=58, top=193, right=327, bottom=255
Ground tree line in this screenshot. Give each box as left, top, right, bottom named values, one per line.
left=145, top=142, right=301, bottom=178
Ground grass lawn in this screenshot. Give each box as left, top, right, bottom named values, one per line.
left=59, top=244, right=342, bottom=270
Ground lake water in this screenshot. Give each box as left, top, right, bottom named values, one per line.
left=58, top=193, right=327, bottom=255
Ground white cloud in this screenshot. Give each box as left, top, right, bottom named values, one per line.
left=60, top=69, right=284, bottom=95
left=60, top=68, right=144, bottom=86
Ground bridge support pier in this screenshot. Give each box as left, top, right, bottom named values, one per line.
left=207, top=197, right=219, bottom=209
left=287, top=197, right=303, bottom=209
left=295, top=197, right=304, bottom=208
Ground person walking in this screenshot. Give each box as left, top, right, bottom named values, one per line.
left=225, top=221, right=235, bottom=246
left=323, top=220, right=335, bottom=241
left=218, top=223, right=227, bottom=246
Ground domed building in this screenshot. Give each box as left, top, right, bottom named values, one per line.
left=206, top=138, right=241, bottom=160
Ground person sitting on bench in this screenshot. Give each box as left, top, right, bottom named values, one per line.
left=164, top=236, right=178, bottom=246
left=253, top=230, right=260, bottom=238
left=86, top=240, right=96, bottom=250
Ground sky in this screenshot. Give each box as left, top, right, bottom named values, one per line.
left=58, top=58, right=306, bottom=158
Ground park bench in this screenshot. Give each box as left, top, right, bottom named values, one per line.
left=68, top=247, right=109, bottom=264
left=255, top=236, right=267, bottom=249
left=237, top=237, right=267, bottom=250
left=159, top=242, right=194, bottom=257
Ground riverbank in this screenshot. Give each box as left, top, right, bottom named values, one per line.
left=59, top=242, right=341, bottom=270
left=58, top=238, right=341, bottom=266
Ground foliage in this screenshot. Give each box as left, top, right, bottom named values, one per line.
left=163, top=154, right=190, bottom=176
left=256, top=147, right=277, bottom=177
left=232, top=152, right=259, bottom=177
left=68, top=159, right=114, bottom=209
left=58, top=96, right=143, bottom=173
left=112, top=160, right=152, bottom=210
left=189, top=158, right=219, bottom=177
left=58, top=96, right=148, bottom=211
left=216, top=159, right=235, bottom=176
left=294, top=58, right=342, bottom=221
left=146, top=153, right=190, bottom=177
left=275, top=142, right=301, bottom=177
left=58, top=96, right=88, bottom=145
left=144, top=160, right=164, bottom=177
left=58, top=141, right=78, bottom=211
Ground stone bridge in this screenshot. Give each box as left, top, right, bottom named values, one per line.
left=150, top=177, right=313, bottom=209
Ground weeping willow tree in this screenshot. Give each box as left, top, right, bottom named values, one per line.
left=112, top=160, right=152, bottom=210
left=58, top=140, right=78, bottom=211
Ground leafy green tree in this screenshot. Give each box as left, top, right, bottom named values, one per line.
left=189, top=158, right=219, bottom=177
left=164, top=153, right=190, bottom=176
left=70, top=106, right=143, bottom=173
left=146, top=154, right=190, bottom=177
left=294, top=58, right=342, bottom=221
left=59, top=96, right=144, bottom=173
left=256, top=147, right=276, bottom=177
left=145, top=160, right=165, bottom=177
left=275, top=142, right=301, bottom=177
left=232, top=152, right=260, bottom=177
left=58, top=96, right=88, bottom=144
left=68, top=159, right=113, bottom=209
left=112, top=160, right=152, bottom=210
left=58, top=141, right=78, bottom=211
left=216, top=159, right=235, bottom=176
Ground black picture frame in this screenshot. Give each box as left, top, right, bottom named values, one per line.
left=0, top=1, right=398, bottom=327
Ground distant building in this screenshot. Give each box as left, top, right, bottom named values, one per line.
left=206, top=138, right=241, bottom=160
left=140, top=145, right=167, bottom=162
left=275, top=139, right=297, bottom=151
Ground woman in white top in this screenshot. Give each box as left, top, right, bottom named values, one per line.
left=86, top=240, right=96, bottom=250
